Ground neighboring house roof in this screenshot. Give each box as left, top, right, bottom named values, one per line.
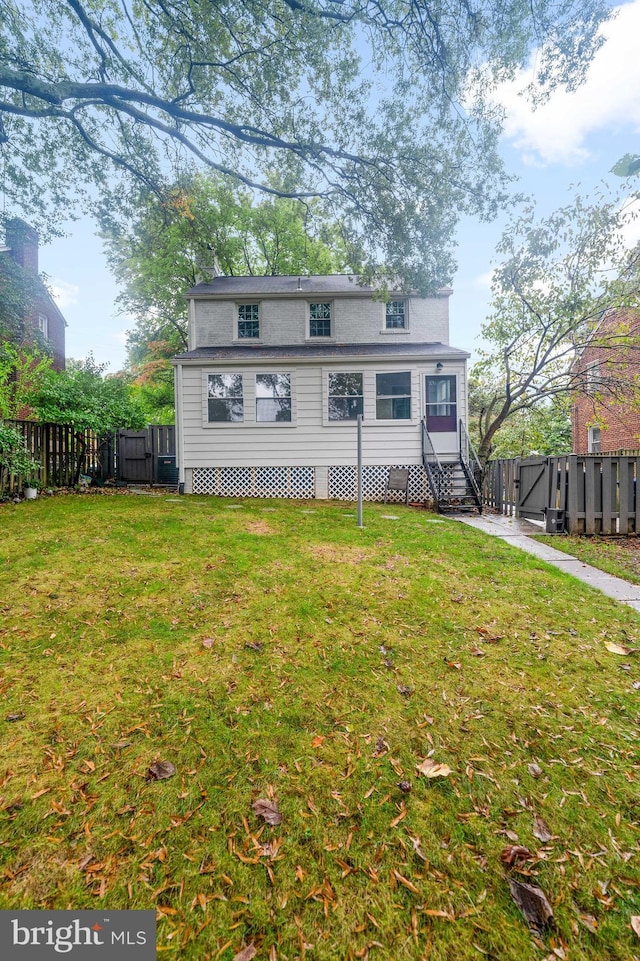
left=186, top=274, right=453, bottom=299
left=174, top=342, right=469, bottom=362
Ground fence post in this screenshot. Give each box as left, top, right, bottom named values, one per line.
left=567, top=455, right=579, bottom=534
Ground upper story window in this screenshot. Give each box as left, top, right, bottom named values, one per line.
left=328, top=372, right=363, bottom=420
left=376, top=372, right=411, bottom=420
left=588, top=425, right=601, bottom=453
left=385, top=301, right=406, bottom=329
left=207, top=373, right=244, bottom=422
left=256, top=374, right=292, bottom=422
left=309, top=302, right=332, bottom=338
left=36, top=313, right=49, bottom=337
left=237, top=304, right=260, bottom=339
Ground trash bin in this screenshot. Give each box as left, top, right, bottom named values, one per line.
left=157, top=455, right=179, bottom=485
left=545, top=508, right=565, bottom=533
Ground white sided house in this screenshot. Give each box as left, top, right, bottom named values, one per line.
left=173, top=275, right=481, bottom=508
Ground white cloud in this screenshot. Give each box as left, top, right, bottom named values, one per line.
left=50, top=279, right=80, bottom=308
left=493, top=0, right=640, bottom=165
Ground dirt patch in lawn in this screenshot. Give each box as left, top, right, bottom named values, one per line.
left=307, top=543, right=370, bottom=564
left=244, top=520, right=278, bottom=535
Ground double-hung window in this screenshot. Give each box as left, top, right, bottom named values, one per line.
left=309, top=302, right=332, bottom=338
left=385, top=301, right=406, bottom=329
left=256, top=374, right=292, bottom=422
left=237, top=303, right=260, bottom=339
left=328, top=372, right=363, bottom=420
left=207, top=373, right=244, bottom=422
left=376, top=372, right=411, bottom=420
left=36, top=313, right=49, bottom=337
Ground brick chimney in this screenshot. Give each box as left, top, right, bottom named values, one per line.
left=5, top=218, right=39, bottom=275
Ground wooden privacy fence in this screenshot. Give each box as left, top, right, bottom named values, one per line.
left=0, top=420, right=114, bottom=496
left=484, top=454, right=640, bottom=534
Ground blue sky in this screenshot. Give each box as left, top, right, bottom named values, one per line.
left=41, top=0, right=640, bottom=372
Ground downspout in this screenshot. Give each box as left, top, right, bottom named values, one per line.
left=174, top=362, right=185, bottom=491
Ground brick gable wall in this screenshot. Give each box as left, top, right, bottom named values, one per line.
left=571, top=310, right=640, bottom=453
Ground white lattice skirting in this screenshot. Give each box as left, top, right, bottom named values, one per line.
left=328, top=464, right=429, bottom=502
left=192, top=464, right=432, bottom=501
left=192, top=466, right=315, bottom=498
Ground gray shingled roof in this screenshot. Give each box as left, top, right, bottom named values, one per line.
left=186, top=274, right=452, bottom=298
left=173, top=342, right=468, bottom=362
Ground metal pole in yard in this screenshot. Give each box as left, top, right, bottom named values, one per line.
left=357, top=414, right=363, bottom=528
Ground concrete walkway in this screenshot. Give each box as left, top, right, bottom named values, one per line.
left=452, top=513, right=640, bottom=613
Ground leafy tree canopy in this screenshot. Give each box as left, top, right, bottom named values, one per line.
left=472, top=189, right=640, bottom=465
left=99, top=173, right=359, bottom=421
left=27, top=354, right=146, bottom=434
left=0, top=0, right=610, bottom=291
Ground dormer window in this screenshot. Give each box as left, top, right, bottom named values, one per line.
left=385, top=301, right=406, bottom=329
left=237, top=303, right=260, bottom=339
left=309, top=302, right=332, bottom=338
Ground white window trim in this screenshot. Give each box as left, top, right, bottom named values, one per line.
left=306, top=300, right=335, bottom=341
left=233, top=302, right=262, bottom=343
left=201, top=369, right=297, bottom=428
left=374, top=370, right=415, bottom=423
left=254, top=371, right=297, bottom=427
left=36, top=313, right=49, bottom=337
left=587, top=425, right=601, bottom=453
left=322, top=368, right=364, bottom=426
left=381, top=300, right=410, bottom=334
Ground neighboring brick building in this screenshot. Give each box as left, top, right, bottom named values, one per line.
left=1, top=218, right=66, bottom=370
left=571, top=310, right=640, bottom=453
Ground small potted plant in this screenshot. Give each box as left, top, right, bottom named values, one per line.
left=10, top=447, right=41, bottom=499
left=22, top=462, right=42, bottom=499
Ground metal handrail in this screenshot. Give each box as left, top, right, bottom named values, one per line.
left=458, top=418, right=482, bottom=510
left=421, top=419, right=444, bottom=509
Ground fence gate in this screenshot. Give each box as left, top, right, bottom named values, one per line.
left=117, top=426, right=177, bottom=486
left=117, top=430, right=153, bottom=484
left=517, top=457, right=549, bottom=521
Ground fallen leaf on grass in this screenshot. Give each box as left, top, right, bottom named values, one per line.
left=311, top=735, right=325, bottom=748
left=397, top=685, right=414, bottom=697
left=508, top=878, right=553, bottom=932
left=605, top=641, right=637, bottom=655
left=532, top=815, right=552, bottom=843
left=146, top=760, right=176, bottom=781
left=392, top=869, right=421, bottom=894
left=632, top=916, right=640, bottom=938
left=501, top=845, right=533, bottom=866
left=397, top=781, right=412, bottom=793
left=245, top=641, right=264, bottom=653
left=5, top=713, right=25, bottom=722
left=233, top=946, right=257, bottom=961
left=579, top=914, right=598, bottom=934
left=252, top=798, right=282, bottom=826
left=528, top=763, right=543, bottom=778
left=416, top=758, right=452, bottom=778
left=201, top=638, right=215, bottom=649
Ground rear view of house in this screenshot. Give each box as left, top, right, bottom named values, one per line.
left=173, top=275, right=477, bottom=504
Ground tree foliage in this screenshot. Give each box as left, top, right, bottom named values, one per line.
left=100, top=174, right=359, bottom=421
left=0, top=342, right=53, bottom=419
left=28, top=354, right=146, bottom=434
left=472, top=190, right=640, bottom=465
left=0, top=0, right=610, bottom=290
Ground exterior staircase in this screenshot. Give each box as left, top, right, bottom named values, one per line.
left=422, top=419, right=482, bottom=514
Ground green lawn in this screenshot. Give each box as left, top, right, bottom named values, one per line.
left=1, top=493, right=639, bottom=960
left=535, top=533, right=640, bottom=586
